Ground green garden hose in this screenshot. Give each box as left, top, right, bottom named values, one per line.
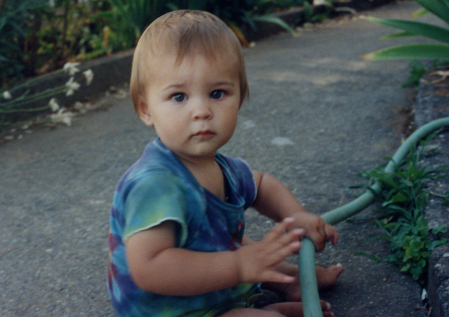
left=298, top=117, right=449, bottom=317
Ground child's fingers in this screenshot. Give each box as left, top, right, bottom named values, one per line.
left=261, top=219, right=291, bottom=243
left=263, top=231, right=304, bottom=259
left=325, top=225, right=339, bottom=245
left=277, top=228, right=305, bottom=245
left=265, top=217, right=305, bottom=241
left=320, top=300, right=332, bottom=311
left=306, top=219, right=339, bottom=251
left=255, top=220, right=303, bottom=267
left=273, top=217, right=295, bottom=234
left=263, top=226, right=304, bottom=265
left=262, top=270, right=296, bottom=284
left=317, top=226, right=326, bottom=249
left=308, top=230, right=325, bottom=251
left=277, top=240, right=301, bottom=257
left=237, top=218, right=306, bottom=284
left=320, top=300, right=334, bottom=317
left=267, top=238, right=302, bottom=269
left=236, top=234, right=300, bottom=284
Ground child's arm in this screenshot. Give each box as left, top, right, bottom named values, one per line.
left=252, top=170, right=338, bottom=251
left=126, top=218, right=305, bottom=296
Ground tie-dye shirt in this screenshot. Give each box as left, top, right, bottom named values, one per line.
left=108, top=138, right=259, bottom=317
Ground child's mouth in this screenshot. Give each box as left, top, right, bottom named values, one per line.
left=193, top=130, right=215, bottom=138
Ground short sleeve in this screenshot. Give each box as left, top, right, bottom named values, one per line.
left=122, top=170, right=189, bottom=247
left=217, top=155, right=257, bottom=210
left=233, top=157, right=257, bottom=210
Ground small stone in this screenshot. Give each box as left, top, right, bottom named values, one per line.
left=243, top=120, right=256, bottom=129
left=271, top=137, right=295, bottom=146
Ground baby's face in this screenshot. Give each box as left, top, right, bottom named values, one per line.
left=138, top=51, right=241, bottom=163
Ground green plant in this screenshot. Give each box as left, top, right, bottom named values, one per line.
left=169, top=0, right=252, bottom=28
left=0, top=0, right=50, bottom=87
left=402, top=59, right=429, bottom=88
left=35, top=1, right=111, bottom=68
left=0, top=0, right=109, bottom=89
left=356, top=132, right=449, bottom=284
left=167, top=0, right=298, bottom=46
left=98, top=0, right=172, bottom=50
left=301, top=1, right=332, bottom=24
left=363, top=0, right=449, bottom=61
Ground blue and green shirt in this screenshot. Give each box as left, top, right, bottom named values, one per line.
left=108, top=138, right=259, bottom=316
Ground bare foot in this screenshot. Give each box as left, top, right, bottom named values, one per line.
left=283, top=264, right=343, bottom=302
left=219, top=300, right=334, bottom=317
left=316, top=263, right=343, bottom=290
left=261, top=262, right=343, bottom=302
left=263, top=300, right=334, bottom=317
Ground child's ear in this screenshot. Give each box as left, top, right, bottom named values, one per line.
left=137, top=97, right=153, bottom=126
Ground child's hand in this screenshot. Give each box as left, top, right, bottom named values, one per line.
left=235, top=217, right=305, bottom=284
left=292, top=212, right=338, bottom=251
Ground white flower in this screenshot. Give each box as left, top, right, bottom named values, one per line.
left=421, top=289, right=427, bottom=300
left=50, top=108, right=75, bottom=126
left=61, top=114, right=73, bottom=126
left=3, top=91, right=12, bottom=99
left=74, top=101, right=84, bottom=110
left=65, top=77, right=81, bottom=96
left=83, top=69, right=94, bottom=85
left=63, top=62, right=80, bottom=76
left=49, top=98, right=60, bottom=112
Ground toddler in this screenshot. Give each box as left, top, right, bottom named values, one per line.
left=108, top=10, right=343, bottom=317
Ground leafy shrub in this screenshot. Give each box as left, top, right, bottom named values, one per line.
left=96, top=0, right=172, bottom=51
left=0, top=0, right=111, bottom=89
left=363, top=0, right=449, bottom=88
left=91, top=0, right=315, bottom=53
left=356, top=133, right=449, bottom=284
left=363, top=0, right=449, bottom=61
left=0, top=0, right=50, bottom=87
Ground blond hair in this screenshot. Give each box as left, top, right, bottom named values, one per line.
left=130, top=10, right=248, bottom=113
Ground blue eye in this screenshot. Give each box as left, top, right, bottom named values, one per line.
left=210, top=90, right=225, bottom=100
left=172, top=93, right=187, bottom=102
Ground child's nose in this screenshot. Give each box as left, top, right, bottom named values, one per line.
left=192, top=100, right=213, bottom=120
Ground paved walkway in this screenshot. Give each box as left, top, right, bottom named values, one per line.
left=0, top=1, right=436, bottom=316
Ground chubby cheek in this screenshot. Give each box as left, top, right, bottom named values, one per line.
left=221, top=110, right=239, bottom=139
left=153, top=115, right=187, bottom=142
left=156, top=121, right=183, bottom=138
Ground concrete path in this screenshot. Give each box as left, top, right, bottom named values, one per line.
left=0, top=1, right=437, bottom=316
